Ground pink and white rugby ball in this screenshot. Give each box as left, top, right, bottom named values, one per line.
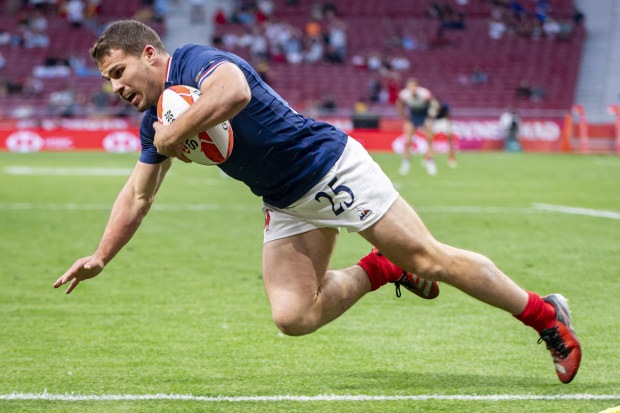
left=157, top=85, right=233, bottom=165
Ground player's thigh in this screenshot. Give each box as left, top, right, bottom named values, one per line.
left=359, top=196, right=439, bottom=272
left=403, top=120, right=415, bottom=136
left=262, top=227, right=339, bottom=312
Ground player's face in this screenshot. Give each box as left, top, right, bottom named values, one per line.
left=407, top=80, right=419, bottom=91
left=98, top=48, right=162, bottom=112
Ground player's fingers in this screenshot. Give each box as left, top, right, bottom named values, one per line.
left=53, top=274, right=69, bottom=288
left=65, top=278, right=80, bottom=294
left=177, top=153, right=192, bottom=163
left=54, top=266, right=78, bottom=288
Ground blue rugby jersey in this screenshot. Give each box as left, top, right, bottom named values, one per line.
left=139, top=44, right=348, bottom=208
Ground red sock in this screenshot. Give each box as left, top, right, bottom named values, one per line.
left=357, top=251, right=403, bottom=291
left=514, top=291, right=557, bottom=333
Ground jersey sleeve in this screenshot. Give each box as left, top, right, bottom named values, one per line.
left=138, top=111, right=168, bottom=164
left=182, top=49, right=238, bottom=89
left=397, top=89, right=409, bottom=102
left=420, top=87, right=432, bottom=101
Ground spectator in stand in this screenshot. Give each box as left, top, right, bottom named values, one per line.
left=489, top=16, right=506, bottom=39
left=22, top=23, right=49, bottom=48
left=530, top=83, right=545, bottom=101
left=231, top=2, right=256, bottom=25
left=366, top=51, right=382, bottom=71
left=390, top=53, right=410, bottom=71
left=324, top=11, right=346, bottom=64
left=92, top=84, right=114, bottom=117
left=30, top=10, right=48, bottom=32
left=66, top=0, right=85, bottom=28
left=367, top=75, right=382, bottom=103
left=557, top=19, right=574, bottom=41
left=214, top=8, right=227, bottom=25
left=48, top=84, right=77, bottom=117
left=531, top=19, right=544, bottom=39
left=190, top=0, right=206, bottom=24
left=85, top=0, right=102, bottom=19
left=0, top=52, right=5, bottom=70
left=354, top=96, right=368, bottom=114
left=304, top=36, right=324, bottom=64
left=284, top=29, right=303, bottom=64
left=319, top=92, right=337, bottom=112
left=4, top=78, right=23, bottom=95
left=386, top=28, right=404, bottom=50
left=248, top=25, right=269, bottom=61
left=257, top=0, right=274, bottom=20
left=543, top=18, right=560, bottom=39
left=351, top=52, right=367, bottom=70
left=384, top=70, right=401, bottom=105
left=426, top=1, right=451, bottom=20
left=401, top=30, right=418, bottom=51
left=12, top=102, right=35, bottom=119
left=309, top=2, right=323, bottom=21
left=255, top=58, right=271, bottom=84
left=441, top=9, right=465, bottom=30
left=0, top=29, right=10, bottom=46
left=516, top=79, right=532, bottom=99
left=471, top=66, right=488, bottom=84
left=23, top=75, right=44, bottom=96
left=305, top=17, right=322, bottom=41
left=534, top=0, right=550, bottom=22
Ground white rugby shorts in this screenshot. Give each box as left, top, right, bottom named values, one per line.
left=432, top=118, right=452, bottom=135
left=262, top=137, right=399, bottom=243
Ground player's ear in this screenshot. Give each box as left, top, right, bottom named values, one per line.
left=142, top=45, right=157, bottom=64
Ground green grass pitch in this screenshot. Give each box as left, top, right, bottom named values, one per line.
left=0, top=151, right=619, bottom=412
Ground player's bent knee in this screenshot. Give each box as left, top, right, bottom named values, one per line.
left=271, top=310, right=319, bottom=336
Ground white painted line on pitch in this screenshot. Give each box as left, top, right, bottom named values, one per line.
left=532, top=203, right=620, bottom=220
left=0, top=393, right=618, bottom=402
left=416, top=206, right=535, bottom=214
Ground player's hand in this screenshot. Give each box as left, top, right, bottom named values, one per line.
left=152, top=122, right=192, bottom=163
left=53, top=256, right=105, bottom=294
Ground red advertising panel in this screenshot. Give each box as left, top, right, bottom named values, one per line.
left=351, top=119, right=563, bottom=153
left=0, top=129, right=141, bottom=153
left=0, top=119, right=563, bottom=153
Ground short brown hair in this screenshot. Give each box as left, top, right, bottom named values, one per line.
left=89, top=20, right=167, bottom=63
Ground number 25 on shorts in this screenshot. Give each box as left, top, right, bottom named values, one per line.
left=314, top=176, right=355, bottom=216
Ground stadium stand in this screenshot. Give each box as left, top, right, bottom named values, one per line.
left=212, top=0, right=585, bottom=116
left=0, top=0, right=584, bottom=120
left=0, top=0, right=165, bottom=120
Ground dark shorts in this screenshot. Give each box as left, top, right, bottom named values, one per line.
left=409, top=112, right=428, bottom=127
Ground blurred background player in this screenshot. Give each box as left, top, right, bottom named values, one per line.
left=499, top=108, right=523, bottom=152
left=396, top=77, right=432, bottom=175
left=424, top=96, right=457, bottom=175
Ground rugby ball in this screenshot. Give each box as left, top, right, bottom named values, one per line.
left=157, top=85, right=234, bottom=165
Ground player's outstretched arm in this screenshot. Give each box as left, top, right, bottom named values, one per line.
left=54, top=158, right=172, bottom=294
